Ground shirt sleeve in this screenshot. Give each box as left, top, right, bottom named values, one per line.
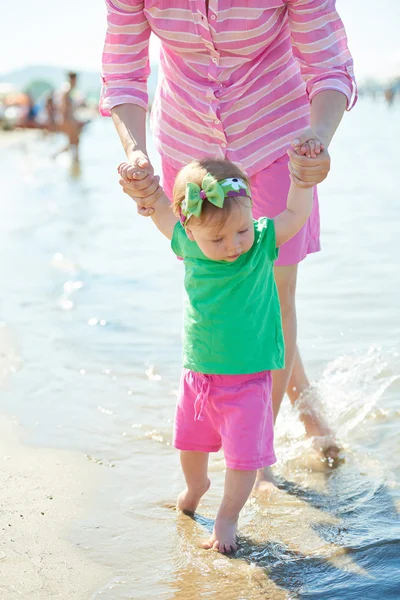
left=99, top=0, right=151, bottom=116
left=286, top=0, right=357, bottom=110
left=257, top=218, right=279, bottom=262
left=171, top=222, right=186, bottom=259
left=266, top=219, right=279, bottom=262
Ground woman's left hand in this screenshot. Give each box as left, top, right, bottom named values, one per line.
left=288, top=129, right=331, bottom=188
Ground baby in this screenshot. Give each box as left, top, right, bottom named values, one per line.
left=118, top=157, right=313, bottom=553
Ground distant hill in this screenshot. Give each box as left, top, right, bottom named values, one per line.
left=0, top=64, right=160, bottom=102
left=0, top=66, right=101, bottom=96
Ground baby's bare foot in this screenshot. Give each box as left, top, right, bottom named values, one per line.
left=177, top=478, right=210, bottom=514
left=201, top=515, right=238, bottom=554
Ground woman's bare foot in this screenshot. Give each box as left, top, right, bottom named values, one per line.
left=176, top=478, right=210, bottom=514
left=201, top=515, right=238, bottom=554
left=253, top=466, right=279, bottom=494
left=286, top=350, right=341, bottom=462
left=312, top=435, right=342, bottom=464
left=296, top=388, right=341, bottom=461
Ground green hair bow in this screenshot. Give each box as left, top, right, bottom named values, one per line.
left=181, top=173, right=250, bottom=225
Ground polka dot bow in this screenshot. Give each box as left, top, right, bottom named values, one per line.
left=181, top=174, right=251, bottom=225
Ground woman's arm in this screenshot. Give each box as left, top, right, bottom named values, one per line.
left=309, top=90, right=348, bottom=148
left=100, top=0, right=151, bottom=119
left=111, top=104, right=148, bottom=163
left=101, top=1, right=161, bottom=203
left=274, top=181, right=313, bottom=248
left=113, top=104, right=162, bottom=203
left=286, top=0, right=357, bottom=187
left=287, top=0, right=357, bottom=112
left=288, top=89, right=347, bottom=188
left=101, top=0, right=150, bottom=161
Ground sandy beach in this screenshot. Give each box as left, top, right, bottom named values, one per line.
left=0, top=416, right=112, bottom=599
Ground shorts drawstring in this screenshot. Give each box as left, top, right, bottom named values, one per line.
left=193, top=376, right=210, bottom=421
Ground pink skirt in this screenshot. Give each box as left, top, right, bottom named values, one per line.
left=161, top=153, right=320, bottom=266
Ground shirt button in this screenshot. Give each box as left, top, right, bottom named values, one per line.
left=212, top=58, right=218, bottom=64
left=221, top=143, right=226, bottom=148
left=214, top=119, right=220, bottom=124
left=210, top=14, right=216, bottom=20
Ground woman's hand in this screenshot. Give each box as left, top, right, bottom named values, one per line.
left=288, top=128, right=331, bottom=188
left=118, top=152, right=163, bottom=216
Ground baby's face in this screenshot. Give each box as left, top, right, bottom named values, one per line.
left=187, top=200, right=254, bottom=262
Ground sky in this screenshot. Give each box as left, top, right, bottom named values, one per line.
left=1, top=0, right=399, bottom=82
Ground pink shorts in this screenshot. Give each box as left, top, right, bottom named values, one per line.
left=161, top=154, right=320, bottom=266
left=173, top=369, right=276, bottom=471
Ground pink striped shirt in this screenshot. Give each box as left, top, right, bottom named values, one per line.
left=100, top=0, right=357, bottom=175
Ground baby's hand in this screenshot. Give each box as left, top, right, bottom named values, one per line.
left=291, top=128, right=325, bottom=159
left=118, top=162, right=149, bottom=182
left=118, top=160, right=162, bottom=216
left=292, top=138, right=324, bottom=159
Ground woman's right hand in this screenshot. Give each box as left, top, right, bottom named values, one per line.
left=118, top=152, right=163, bottom=215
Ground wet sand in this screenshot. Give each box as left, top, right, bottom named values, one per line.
left=0, top=416, right=112, bottom=599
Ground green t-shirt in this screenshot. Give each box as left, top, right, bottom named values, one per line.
left=171, top=217, right=284, bottom=374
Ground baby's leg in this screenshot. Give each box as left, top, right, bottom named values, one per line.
left=177, top=451, right=210, bottom=514
left=202, top=468, right=257, bottom=554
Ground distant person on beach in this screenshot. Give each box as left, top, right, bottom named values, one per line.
left=20, top=92, right=40, bottom=129
left=45, top=91, right=57, bottom=132
left=117, top=155, right=314, bottom=552
left=101, top=2, right=357, bottom=488
left=55, top=72, right=86, bottom=163
left=384, top=87, right=396, bottom=106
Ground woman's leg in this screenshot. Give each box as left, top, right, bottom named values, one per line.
left=177, top=450, right=210, bottom=514
left=286, top=347, right=310, bottom=402
left=255, top=264, right=338, bottom=488
left=250, top=156, right=320, bottom=429
left=270, top=266, right=335, bottom=432
left=202, top=468, right=257, bottom=553
left=270, top=264, right=299, bottom=421
left=287, top=348, right=338, bottom=455
left=254, top=265, right=299, bottom=489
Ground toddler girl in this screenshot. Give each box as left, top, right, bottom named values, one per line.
left=118, top=157, right=313, bottom=553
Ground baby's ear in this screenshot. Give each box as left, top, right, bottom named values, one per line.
left=186, top=228, right=195, bottom=241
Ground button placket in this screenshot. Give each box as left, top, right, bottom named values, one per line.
left=195, top=1, right=225, bottom=152
left=194, top=1, right=219, bottom=60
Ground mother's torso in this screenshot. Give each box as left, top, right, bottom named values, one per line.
left=146, top=1, right=308, bottom=173
left=145, top=1, right=295, bottom=88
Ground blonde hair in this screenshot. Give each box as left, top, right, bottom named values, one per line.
left=172, top=158, right=251, bottom=229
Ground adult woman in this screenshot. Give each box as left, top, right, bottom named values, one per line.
left=100, top=1, right=356, bottom=486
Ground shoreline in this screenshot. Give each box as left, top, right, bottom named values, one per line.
left=0, top=127, right=44, bottom=149
left=0, top=415, right=113, bottom=599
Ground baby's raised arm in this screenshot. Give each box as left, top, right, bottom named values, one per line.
left=274, top=178, right=313, bottom=248
left=148, top=192, right=179, bottom=240
left=118, top=162, right=178, bottom=240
